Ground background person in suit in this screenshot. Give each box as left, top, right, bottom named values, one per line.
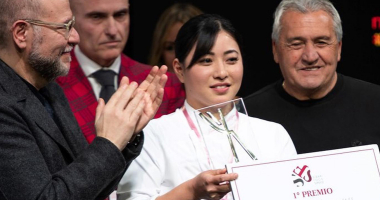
left=147, top=2, right=203, bottom=72
left=0, top=0, right=167, bottom=198
left=56, top=0, right=185, bottom=143
left=244, top=0, right=380, bottom=154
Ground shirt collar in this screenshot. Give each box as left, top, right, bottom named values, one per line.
left=74, top=45, right=120, bottom=76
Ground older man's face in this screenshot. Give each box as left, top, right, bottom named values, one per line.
left=71, top=0, right=130, bottom=67
left=27, top=0, right=79, bottom=82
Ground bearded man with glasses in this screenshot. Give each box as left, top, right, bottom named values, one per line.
left=0, top=0, right=167, bottom=199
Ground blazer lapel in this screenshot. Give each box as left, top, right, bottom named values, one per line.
left=45, top=83, right=88, bottom=157
left=26, top=96, right=74, bottom=158
left=0, top=60, right=74, bottom=158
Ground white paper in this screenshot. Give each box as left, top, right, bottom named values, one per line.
left=226, top=144, right=380, bottom=200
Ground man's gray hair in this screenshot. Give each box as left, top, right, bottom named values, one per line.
left=272, top=0, right=343, bottom=43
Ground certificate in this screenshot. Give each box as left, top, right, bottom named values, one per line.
left=226, top=144, right=380, bottom=200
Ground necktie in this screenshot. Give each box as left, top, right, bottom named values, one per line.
left=92, top=69, right=116, bottom=103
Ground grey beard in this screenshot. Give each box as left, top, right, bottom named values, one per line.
left=28, top=50, right=68, bottom=83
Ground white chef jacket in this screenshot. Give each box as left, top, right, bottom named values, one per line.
left=117, top=101, right=297, bottom=200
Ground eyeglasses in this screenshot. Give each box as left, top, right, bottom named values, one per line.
left=23, top=16, right=75, bottom=40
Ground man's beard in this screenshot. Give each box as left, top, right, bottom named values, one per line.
left=28, top=33, right=69, bottom=83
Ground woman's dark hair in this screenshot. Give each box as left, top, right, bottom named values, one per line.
left=175, top=13, right=244, bottom=69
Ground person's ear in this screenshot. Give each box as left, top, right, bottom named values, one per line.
left=173, top=58, right=185, bottom=83
left=272, top=40, right=279, bottom=64
left=12, top=20, right=29, bottom=49
left=337, top=40, right=342, bottom=62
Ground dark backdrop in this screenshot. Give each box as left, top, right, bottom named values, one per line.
left=124, top=0, right=380, bottom=98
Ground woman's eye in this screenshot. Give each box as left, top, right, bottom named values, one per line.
left=164, top=45, right=175, bottom=51
left=227, top=57, right=238, bottom=63
left=198, top=58, right=212, bottom=64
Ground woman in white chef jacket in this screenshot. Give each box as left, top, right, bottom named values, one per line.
left=117, top=13, right=297, bottom=200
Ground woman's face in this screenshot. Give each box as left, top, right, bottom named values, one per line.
left=163, top=22, right=183, bottom=72
left=174, top=30, right=243, bottom=109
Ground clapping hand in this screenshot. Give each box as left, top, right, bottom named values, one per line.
left=134, top=65, right=167, bottom=133
left=95, top=77, right=146, bottom=150
left=94, top=66, right=167, bottom=150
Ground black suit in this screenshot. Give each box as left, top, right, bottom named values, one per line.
left=0, top=59, right=143, bottom=200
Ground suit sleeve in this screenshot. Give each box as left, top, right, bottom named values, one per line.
left=0, top=99, right=143, bottom=200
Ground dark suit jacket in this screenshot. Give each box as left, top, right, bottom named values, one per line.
left=56, top=51, right=185, bottom=143
left=0, top=59, right=143, bottom=200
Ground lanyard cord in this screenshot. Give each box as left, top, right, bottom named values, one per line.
left=182, top=106, right=236, bottom=200
left=182, top=106, right=241, bottom=165
left=182, top=107, right=211, bottom=166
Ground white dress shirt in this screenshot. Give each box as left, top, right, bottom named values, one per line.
left=74, top=45, right=120, bottom=100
